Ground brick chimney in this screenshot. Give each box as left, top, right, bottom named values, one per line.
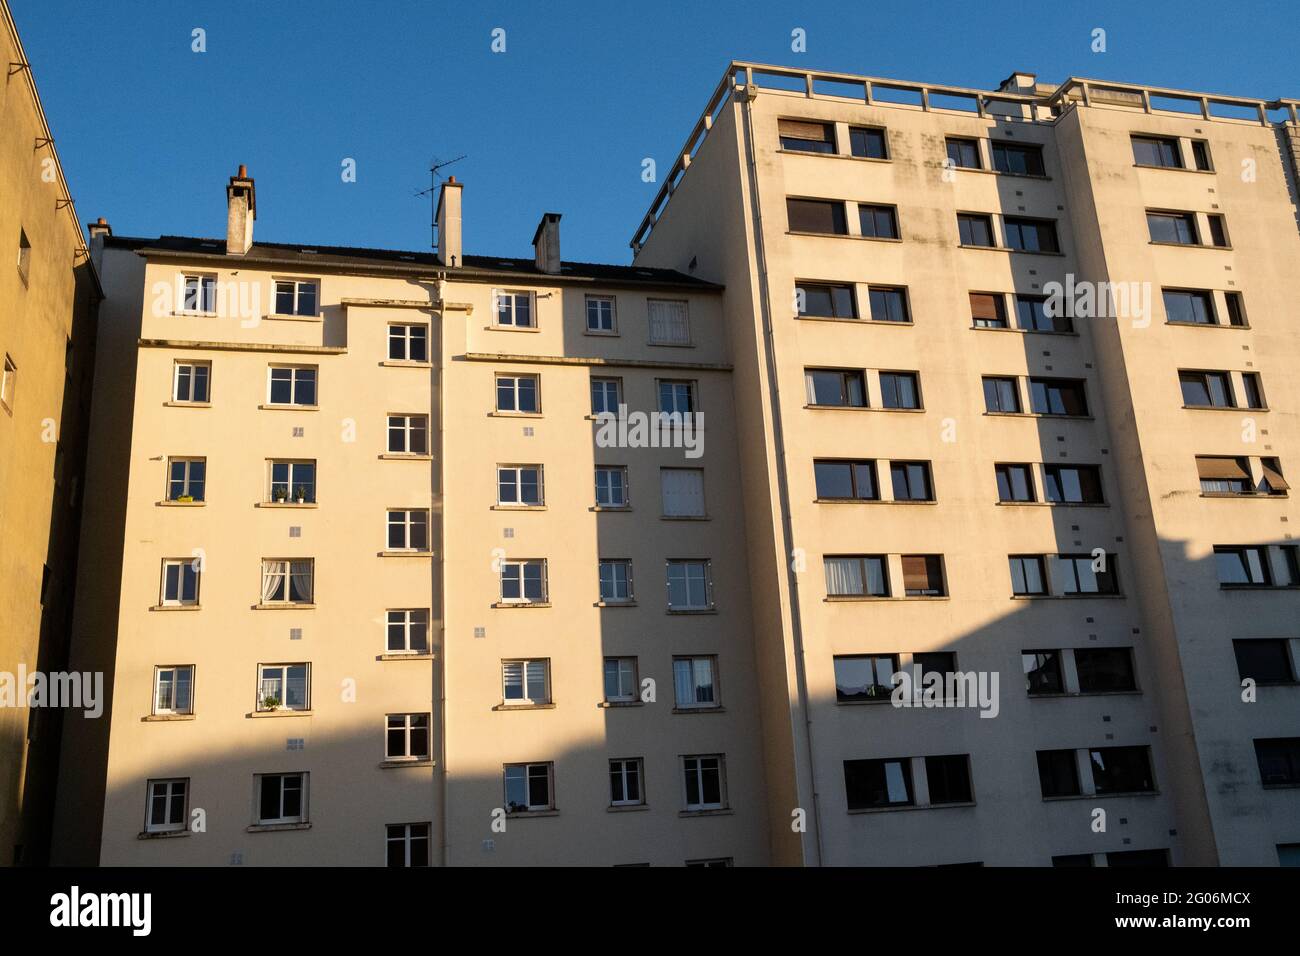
left=435, top=177, right=463, bottom=267
left=87, top=217, right=111, bottom=274
left=226, top=164, right=256, bottom=255
left=532, top=213, right=561, bottom=275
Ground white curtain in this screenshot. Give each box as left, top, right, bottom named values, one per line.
left=648, top=300, right=690, bottom=345
left=661, top=468, right=704, bottom=517
left=825, top=557, right=864, bottom=596
left=262, top=561, right=285, bottom=603
left=290, top=561, right=313, bottom=603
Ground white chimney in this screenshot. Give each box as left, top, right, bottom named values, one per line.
left=436, top=177, right=463, bottom=267
left=532, top=212, right=561, bottom=275
left=87, top=217, right=111, bottom=274
left=226, top=164, right=256, bottom=255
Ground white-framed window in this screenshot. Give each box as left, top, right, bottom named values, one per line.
left=267, top=365, right=317, bottom=406
left=495, top=290, right=534, bottom=328
left=257, top=663, right=310, bottom=711
left=604, top=657, right=638, bottom=703
left=160, top=558, right=200, bottom=606
left=502, top=659, right=550, bottom=705
left=496, top=373, right=540, bottom=413
left=166, top=457, right=206, bottom=502
left=274, top=279, right=318, bottom=317
left=385, top=713, right=431, bottom=760
left=673, top=656, right=718, bottom=709
left=599, top=559, right=634, bottom=603
left=595, top=466, right=628, bottom=507
left=504, top=762, right=553, bottom=813
left=269, top=460, right=316, bottom=503
left=388, top=324, right=428, bottom=362
left=591, top=377, right=622, bottom=415
left=609, top=757, right=644, bottom=806
left=260, top=559, right=313, bottom=605
left=586, top=295, right=617, bottom=334
left=1, top=354, right=17, bottom=411
left=255, top=772, right=307, bottom=825
left=172, top=360, right=211, bottom=403
left=661, top=467, right=705, bottom=517
left=180, top=273, right=217, bottom=313
left=145, top=778, right=188, bottom=833
left=500, top=559, right=547, bottom=604
left=387, top=414, right=428, bottom=454
left=648, top=298, right=691, bottom=345
left=386, top=609, right=430, bottom=654
left=386, top=822, right=431, bottom=867
left=657, top=379, right=697, bottom=416
left=667, top=559, right=713, bottom=611
left=497, top=465, right=543, bottom=506
left=387, top=509, right=430, bottom=551
left=682, top=755, right=725, bottom=811
left=153, top=665, right=194, bottom=715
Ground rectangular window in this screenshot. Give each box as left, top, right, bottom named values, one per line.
left=172, top=361, right=210, bottom=403
left=1004, top=217, right=1059, bottom=253
left=666, top=559, right=713, bottom=610
left=495, top=374, right=540, bottom=413
left=1256, top=739, right=1300, bottom=787
left=787, top=198, right=847, bottom=235
left=386, top=823, right=431, bottom=868
left=598, top=559, right=634, bottom=603
left=153, top=665, right=194, bottom=715
left=682, top=755, right=725, bottom=811
left=160, top=558, right=200, bottom=606
left=1029, top=377, right=1088, bottom=416
left=778, top=119, right=835, bottom=153
left=17, top=229, right=31, bottom=282
left=995, top=463, right=1035, bottom=502
left=1147, top=211, right=1198, bottom=245
left=495, top=291, right=534, bottom=328
left=796, top=282, right=856, bottom=319
left=983, top=376, right=1021, bottom=413
left=386, top=713, right=430, bottom=760
left=274, top=280, right=318, bottom=317
left=992, top=141, right=1045, bottom=176
left=1017, top=294, right=1071, bottom=333
left=1207, top=214, right=1229, bottom=247
left=387, top=414, right=429, bottom=454
left=269, top=460, right=316, bottom=503
left=504, top=763, right=553, bottom=812
left=867, top=286, right=909, bottom=323
left=879, top=371, right=921, bottom=410
left=145, top=778, right=188, bottom=833
left=267, top=366, right=317, bottom=406
left=661, top=468, right=705, bottom=517
left=585, top=295, right=616, bottom=333
left=901, top=555, right=945, bottom=597
left=1162, top=289, right=1216, bottom=325
left=657, top=379, right=696, bottom=414
left=1052, top=553, right=1119, bottom=595
left=849, top=126, right=888, bottom=159
left=1261, top=458, right=1289, bottom=496
left=603, top=657, right=638, bottom=703
left=945, top=137, right=981, bottom=169
left=1089, top=746, right=1155, bottom=795
left=257, top=663, right=310, bottom=711
left=1036, top=750, right=1080, bottom=798
left=1196, top=456, right=1251, bottom=495
left=1241, top=373, right=1265, bottom=409
left=1224, top=292, right=1247, bottom=326
left=590, top=377, right=622, bottom=415
left=925, top=755, right=973, bottom=804
left=673, top=656, right=718, bottom=710
left=647, top=299, right=691, bottom=345
left=166, top=457, right=206, bottom=502
left=890, top=460, right=933, bottom=501
left=386, top=509, right=429, bottom=551
left=1009, top=555, right=1047, bottom=596
left=858, top=203, right=899, bottom=239
left=844, top=758, right=914, bottom=809
left=833, top=654, right=899, bottom=702
left=497, top=465, right=543, bottom=506
left=260, top=559, right=313, bottom=605
left=1233, top=639, right=1295, bottom=685
left=388, top=324, right=428, bottom=362
left=805, top=368, right=866, bottom=407
left=824, top=555, right=889, bottom=597
left=1043, top=464, right=1104, bottom=504
left=970, top=292, right=1007, bottom=328
left=957, top=213, right=995, bottom=247
left=595, top=466, right=628, bottom=507
left=256, top=772, right=307, bottom=824
left=1023, top=650, right=1064, bottom=695
left=1191, top=140, right=1212, bottom=170
left=609, top=758, right=644, bottom=806
left=1131, top=135, right=1182, bottom=168
left=1215, top=545, right=1299, bottom=587
left=1075, top=648, right=1137, bottom=693
left=814, top=459, right=877, bottom=501
left=1179, top=370, right=1234, bottom=408
left=502, top=660, right=550, bottom=705
left=181, top=274, right=217, bottom=313
left=386, top=609, right=429, bottom=654
left=500, top=559, right=548, bottom=604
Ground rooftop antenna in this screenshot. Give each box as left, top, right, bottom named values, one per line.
left=416, top=154, right=466, bottom=249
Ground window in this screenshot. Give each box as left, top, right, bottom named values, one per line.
left=879, top=371, right=921, bottom=409
left=1029, top=377, right=1088, bottom=416
left=1179, top=370, right=1234, bottom=408
left=388, top=324, right=428, bottom=362
left=1089, top=747, right=1155, bottom=794
left=17, top=228, right=31, bottom=281
left=1004, top=217, right=1060, bottom=253
left=1162, top=289, right=1216, bottom=325
left=844, top=758, right=913, bottom=809
left=995, top=464, right=1035, bottom=502
left=274, top=280, right=318, bottom=317
left=983, top=376, right=1021, bottom=413
left=1043, top=465, right=1104, bottom=504
left=496, top=374, right=539, bottom=413
left=386, top=609, right=429, bottom=654
left=970, top=292, right=1007, bottom=328
left=599, top=559, right=634, bottom=603
left=497, top=465, right=543, bottom=506
left=824, top=555, right=889, bottom=597
left=500, top=559, right=547, bottom=604
left=1009, top=555, right=1047, bottom=596
left=387, top=509, right=429, bottom=551
left=595, top=466, right=628, bottom=507
left=991, top=141, right=1045, bottom=176
left=1052, top=553, right=1119, bottom=595
left=1191, top=140, right=1212, bottom=170
left=166, top=457, right=206, bottom=502
left=796, top=282, right=856, bottom=319
left=172, top=361, right=210, bottom=403
left=603, top=657, right=638, bottom=703
left=1147, top=211, right=1198, bottom=245
left=1215, top=545, right=1299, bottom=587
left=957, top=213, right=995, bottom=247
left=1280, top=845, right=1300, bottom=867
left=1036, top=750, right=1080, bottom=798
left=1255, top=738, right=1300, bottom=787
left=805, top=368, right=866, bottom=407
left=1260, top=458, right=1290, bottom=496
left=925, top=755, right=973, bottom=804
left=1023, top=651, right=1064, bottom=695
left=267, top=366, right=317, bottom=406
left=504, top=763, right=553, bottom=812
left=787, top=198, right=847, bottom=235
left=386, top=823, right=430, bottom=867
left=661, top=468, right=705, bottom=517
left=901, top=555, right=945, bottom=597
left=495, top=290, right=534, bottom=328
left=1196, top=456, right=1251, bottom=495
left=945, top=137, right=980, bottom=169
left=1224, top=291, right=1247, bottom=326
left=1233, top=639, right=1295, bottom=685
left=673, top=656, right=718, bottom=709
left=1075, top=648, right=1137, bottom=693
left=145, top=779, right=188, bottom=833
left=867, top=286, right=909, bottom=323
left=1017, top=294, right=1071, bottom=333
left=585, top=295, right=616, bottom=333
left=260, top=559, right=313, bottom=605
left=657, top=379, right=696, bottom=415
left=857, top=203, right=899, bottom=239
left=502, top=660, right=550, bottom=705
left=814, top=459, right=877, bottom=501
left=257, top=663, right=310, bottom=711
left=890, top=461, right=933, bottom=501
left=181, top=274, right=216, bottom=313
left=778, top=119, right=835, bottom=153
left=1131, top=135, right=1182, bottom=168
left=666, top=559, right=713, bottom=610
left=590, top=377, right=622, bottom=415
left=849, top=126, right=888, bottom=159
left=609, top=758, right=644, bottom=806
left=153, top=666, right=194, bottom=715
left=647, top=299, right=691, bottom=346
left=834, top=655, right=899, bottom=702
left=682, top=755, right=725, bottom=811
left=387, top=414, right=428, bottom=454
left=386, top=713, right=430, bottom=760
left=1207, top=214, right=1229, bottom=247
left=1241, top=373, right=1265, bottom=409
left=269, top=460, right=315, bottom=503
left=256, top=773, right=307, bottom=824
left=160, top=558, right=200, bottom=606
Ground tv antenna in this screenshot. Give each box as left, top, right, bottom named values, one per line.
left=417, top=154, right=466, bottom=249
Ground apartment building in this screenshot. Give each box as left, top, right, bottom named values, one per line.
left=0, top=0, right=99, bottom=866
left=632, top=63, right=1300, bottom=866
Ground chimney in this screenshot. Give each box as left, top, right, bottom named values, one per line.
left=87, top=217, right=111, bottom=274
left=998, top=71, right=1038, bottom=93
left=435, top=176, right=463, bottom=267
left=532, top=213, right=561, bottom=275
left=226, top=164, right=257, bottom=255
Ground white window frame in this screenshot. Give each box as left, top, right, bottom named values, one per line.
left=666, top=559, right=714, bottom=611
left=500, top=559, right=548, bottom=604
left=495, top=373, right=540, bottom=414
left=386, top=713, right=431, bottom=760
left=599, top=559, right=634, bottom=604
left=268, top=459, right=316, bottom=503
left=172, top=360, right=211, bottom=404
left=160, top=558, right=200, bottom=607
left=267, top=365, right=318, bottom=407
left=497, top=465, right=544, bottom=507
left=495, top=290, right=535, bottom=328
left=673, top=656, right=719, bottom=710
left=657, top=379, right=697, bottom=415
left=586, top=295, right=617, bottom=334
left=591, top=377, right=623, bottom=416
left=503, top=762, right=553, bottom=813
left=595, top=466, right=629, bottom=508
left=256, top=663, right=311, bottom=712
left=386, top=609, right=430, bottom=654
left=661, top=467, right=706, bottom=518
left=153, top=665, right=195, bottom=715
left=387, top=414, right=429, bottom=455
left=180, top=273, right=217, bottom=314
left=255, top=772, right=308, bottom=825
left=682, top=754, right=726, bottom=811
left=502, top=659, right=550, bottom=705
left=604, top=657, right=638, bottom=703
left=273, top=278, right=319, bottom=317
left=647, top=298, right=691, bottom=346
left=166, top=457, right=206, bottom=502
left=387, top=323, right=429, bottom=362
left=386, top=509, right=430, bottom=552
left=609, top=757, right=644, bottom=807
left=145, top=778, right=188, bottom=833
left=260, top=559, right=314, bottom=606
left=386, top=822, right=431, bottom=867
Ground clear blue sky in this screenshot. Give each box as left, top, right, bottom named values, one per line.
left=11, top=0, right=1297, bottom=264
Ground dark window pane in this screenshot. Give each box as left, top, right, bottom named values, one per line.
left=1075, top=648, right=1136, bottom=693
left=1037, top=749, right=1080, bottom=798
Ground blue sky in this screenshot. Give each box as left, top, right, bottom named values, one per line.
left=12, top=0, right=1298, bottom=264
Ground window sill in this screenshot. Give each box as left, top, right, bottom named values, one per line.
left=1199, top=493, right=1287, bottom=500
left=247, top=709, right=313, bottom=718
left=163, top=400, right=212, bottom=408
left=1043, top=790, right=1159, bottom=802
left=377, top=653, right=434, bottom=662
left=646, top=340, right=697, bottom=349
left=825, top=595, right=892, bottom=602
left=672, top=706, right=726, bottom=715
left=598, top=700, right=644, bottom=708
left=995, top=500, right=1108, bottom=508
left=595, top=601, right=637, bottom=608
left=983, top=412, right=1094, bottom=422
left=666, top=608, right=718, bottom=615
left=678, top=808, right=733, bottom=818
left=794, top=314, right=914, bottom=327
left=1028, top=689, right=1142, bottom=699
left=847, top=801, right=976, bottom=815
left=246, top=822, right=312, bottom=832
left=1181, top=405, right=1265, bottom=412
left=380, top=360, right=432, bottom=369
left=1261, top=783, right=1300, bottom=791
left=583, top=329, right=620, bottom=338
left=787, top=231, right=902, bottom=244
left=506, top=809, right=559, bottom=818
left=491, top=504, right=547, bottom=511
left=379, top=758, right=434, bottom=769
left=834, top=697, right=895, bottom=706
left=1133, top=163, right=1215, bottom=175
left=492, top=602, right=552, bottom=609
left=492, top=703, right=556, bottom=711
left=661, top=515, right=710, bottom=521
left=969, top=325, right=1078, bottom=337
left=591, top=505, right=632, bottom=513
left=607, top=804, right=651, bottom=813
left=265, top=313, right=322, bottom=323
left=489, top=411, right=543, bottom=419
left=775, top=148, right=891, bottom=165
left=1148, top=241, right=1231, bottom=251
left=258, top=501, right=318, bottom=508
left=803, top=404, right=924, bottom=414
left=171, top=310, right=219, bottom=318
left=252, top=603, right=317, bottom=610
left=259, top=403, right=319, bottom=411
left=141, top=713, right=196, bottom=722
left=150, top=604, right=200, bottom=612
left=1219, top=585, right=1300, bottom=592
left=378, top=550, right=434, bottom=558
left=1010, top=593, right=1125, bottom=601
left=379, top=453, right=434, bottom=461
left=138, top=829, right=190, bottom=840
left=1166, top=321, right=1249, bottom=330
left=486, top=324, right=541, bottom=333
left=157, top=500, right=205, bottom=507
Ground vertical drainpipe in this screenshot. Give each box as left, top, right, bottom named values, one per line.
left=737, top=79, right=825, bottom=867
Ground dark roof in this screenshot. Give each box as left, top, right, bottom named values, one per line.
left=105, top=235, right=718, bottom=289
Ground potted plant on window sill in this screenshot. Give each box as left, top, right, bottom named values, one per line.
left=273, top=488, right=288, bottom=504
left=260, top=695, right=281, bottom=712
left=175, top=494, right=194, bottom=503
left=294, top=485, right=309, bottom=505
